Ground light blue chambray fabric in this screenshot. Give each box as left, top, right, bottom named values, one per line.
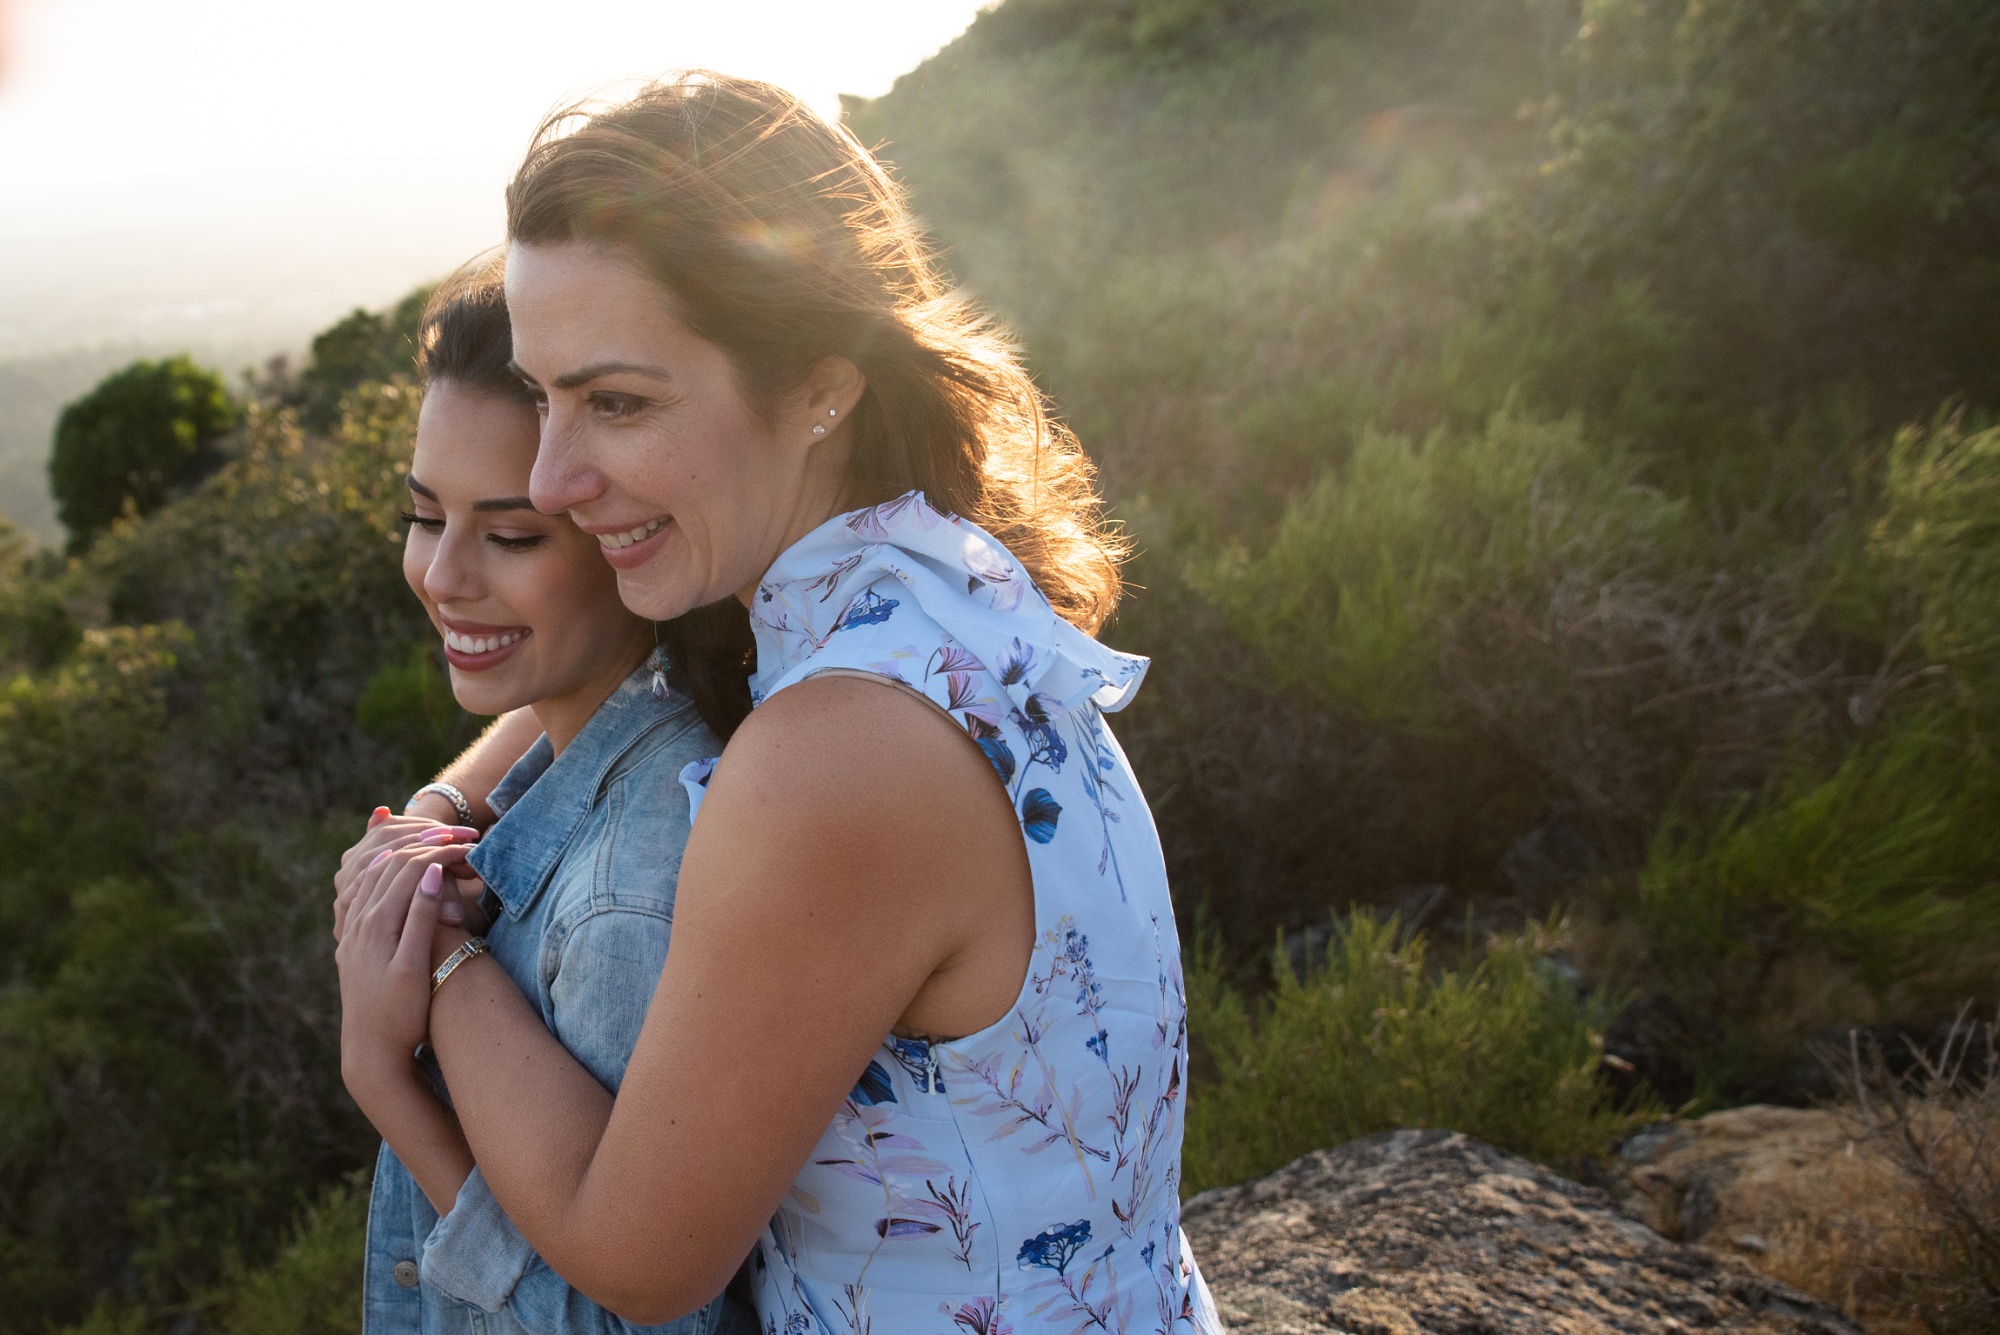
left=363, top=667, right=752, bottom=1335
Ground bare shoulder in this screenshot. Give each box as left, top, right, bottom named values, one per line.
left=706, top=672, right=997, bottom=824
left=676, top=672, right=1034, bottom=1040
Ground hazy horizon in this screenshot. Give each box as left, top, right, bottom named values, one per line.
left=0, top=0, right=989, bottom=540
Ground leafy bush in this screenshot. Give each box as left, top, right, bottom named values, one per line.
left=1874, top=417, right=2000, bottom=708
left=1183, top=912, right=1647, bottom=1194
left=1196, top=413, right=1686, bottom=730
left=49, top=356, right=240, bottom=551
left=293, top=289, right=429, bottom=432
left=205, top=1178, right=366, bottom=1335
left=0, top=369, right=467, bottom=1330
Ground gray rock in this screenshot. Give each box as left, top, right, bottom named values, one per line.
left=1182, top=1128, right=1861, bottom=1334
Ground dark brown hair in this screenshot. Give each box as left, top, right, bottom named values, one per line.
left=505, top=73, right=1126, bottom=736
left=416, top=255, right=535, bottom=405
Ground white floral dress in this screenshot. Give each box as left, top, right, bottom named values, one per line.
left=681, top=493, right=1222, bottom=1335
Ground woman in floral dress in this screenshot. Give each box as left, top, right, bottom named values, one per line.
left=334, top=73, right=1223, bottom=1335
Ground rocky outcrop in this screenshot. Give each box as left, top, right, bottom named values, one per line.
left=1618, top=1105, right=1900, bottom=1258
left=1182, top=1129, right=1862, bottom=1334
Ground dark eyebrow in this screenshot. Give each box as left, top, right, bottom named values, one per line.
left=547, top=360, right=676, bottom=391
left=410, top=478, right=537, bottom=514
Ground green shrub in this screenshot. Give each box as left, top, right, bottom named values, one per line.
left=357, top=642, right=483, bottom=788
left=1184, top=911, right=1647, bottom=1194
left=1630, top=418, right=2000, bottom=1091
left=207, top=1178, right=366, bottom=1335
left=293, top=289, right=429, bottom=432
left=1639, top=715, right=2000, bottom=1002
left=0, top=370, right=431, bottom=1329
left=1196, top=412, right=1685, bottom=729
left=49, top=356, right=240, bottom=551
left=1874, top=417, right=2000, bottom=707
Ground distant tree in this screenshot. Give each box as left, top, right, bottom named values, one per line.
left=293, top=285, right=431, bottom=430
left=49, top=354, right=240, bottom=551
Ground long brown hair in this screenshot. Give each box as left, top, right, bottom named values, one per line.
left=505, top=73, right=1125, bottom=736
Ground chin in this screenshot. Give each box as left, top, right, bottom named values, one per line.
left=614, top=568, right=707, bottom=623
left=448, top=676, right=528, bottom=720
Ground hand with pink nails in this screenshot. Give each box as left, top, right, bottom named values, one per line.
left=335, top=850, right=478, bottom=1107
left=333, top=804, right=483, bottom=942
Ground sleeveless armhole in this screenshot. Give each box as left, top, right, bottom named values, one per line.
left=798, top=666, right=958, bottom=727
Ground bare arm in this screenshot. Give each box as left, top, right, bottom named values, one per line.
left=415, top=708, right=544, bottom=826
left=413, top=676, right=1033, bottom=1322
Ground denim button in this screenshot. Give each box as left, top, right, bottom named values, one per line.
left=393, top=1259, right=420, bottom=1289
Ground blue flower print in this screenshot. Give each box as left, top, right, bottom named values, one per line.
left=978, top=736, right=1017, bottom=784
left=850, top=1060, right=896, bottom=1106
left=886, top=1034, right=944, bottom=1092
left=1019, top=788, right=1062, bottom=844
left=1016, top=712, right=1068, bottom=773
left=963, top=715, right=1017, bottom=784
left=1017, top=1220, right=1092, bottom=1275
left=835, top=589, right=898, bottom=631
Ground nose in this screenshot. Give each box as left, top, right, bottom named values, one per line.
left=529, top=402, right=607, bottom=518
left=422, top=517, right=483, bottom=608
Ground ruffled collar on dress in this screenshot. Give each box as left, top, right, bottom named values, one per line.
left=747, top=491, right=1147, bottom=720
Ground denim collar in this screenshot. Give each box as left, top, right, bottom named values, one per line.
left=466, top=667, right=696, bottom=920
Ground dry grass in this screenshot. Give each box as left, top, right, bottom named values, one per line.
left=1756, top=1011, right=2000, bottom=1334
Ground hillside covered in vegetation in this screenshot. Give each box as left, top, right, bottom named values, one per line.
left=0, top=1, right=1995, bottom=1330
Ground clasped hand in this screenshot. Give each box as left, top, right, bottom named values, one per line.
left=332, top=808, right=483, bottom=1095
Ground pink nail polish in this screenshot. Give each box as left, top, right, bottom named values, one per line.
left=368, top=849, right=393, bottom=869
left=420, top=864, right=443, bottom=896
left=420, top=829, right=458, bottom=846
left=440, top=898, right=464, bottom=924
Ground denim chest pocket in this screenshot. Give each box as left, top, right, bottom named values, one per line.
left=588, top=767, right=691, bottom=916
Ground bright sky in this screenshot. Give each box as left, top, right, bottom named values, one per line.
left=0, top=0, right=989, bottom=357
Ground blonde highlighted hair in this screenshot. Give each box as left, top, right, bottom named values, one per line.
left=505, top=72, right=1125, bottom=636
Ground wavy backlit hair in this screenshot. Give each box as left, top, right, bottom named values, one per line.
left=504, top=72, right=1125, bottom=636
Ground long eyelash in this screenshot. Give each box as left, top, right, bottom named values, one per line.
left=488, top=534, right=547, bottom=551
left=398, top=510, right=441, bottom=528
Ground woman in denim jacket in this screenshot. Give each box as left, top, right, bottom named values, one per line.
left=334, top=263, right=743, bottom=1335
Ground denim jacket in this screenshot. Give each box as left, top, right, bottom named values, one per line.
left=362, top=668, right=742, bottom=1335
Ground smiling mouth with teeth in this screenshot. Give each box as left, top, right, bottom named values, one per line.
left=598, top=518, right=666, bottom=550
left=443, top=628, right=527, bottom=655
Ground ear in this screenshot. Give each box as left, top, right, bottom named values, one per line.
left=797, top=357, right=867, bottom=442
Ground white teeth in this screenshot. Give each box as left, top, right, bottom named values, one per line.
left=445, top=629, right=524, bottom=655
left=598, top=517, right=665, bottom=550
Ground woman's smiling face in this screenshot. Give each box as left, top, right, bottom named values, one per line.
left=401, top=379, right=651, bottom=741
left=506, top=241, right=860, bottom=621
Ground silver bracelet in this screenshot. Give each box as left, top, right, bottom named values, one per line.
left=408, top=781, right=473, bottom=826
left=431, top=937, right=488, bottom=996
